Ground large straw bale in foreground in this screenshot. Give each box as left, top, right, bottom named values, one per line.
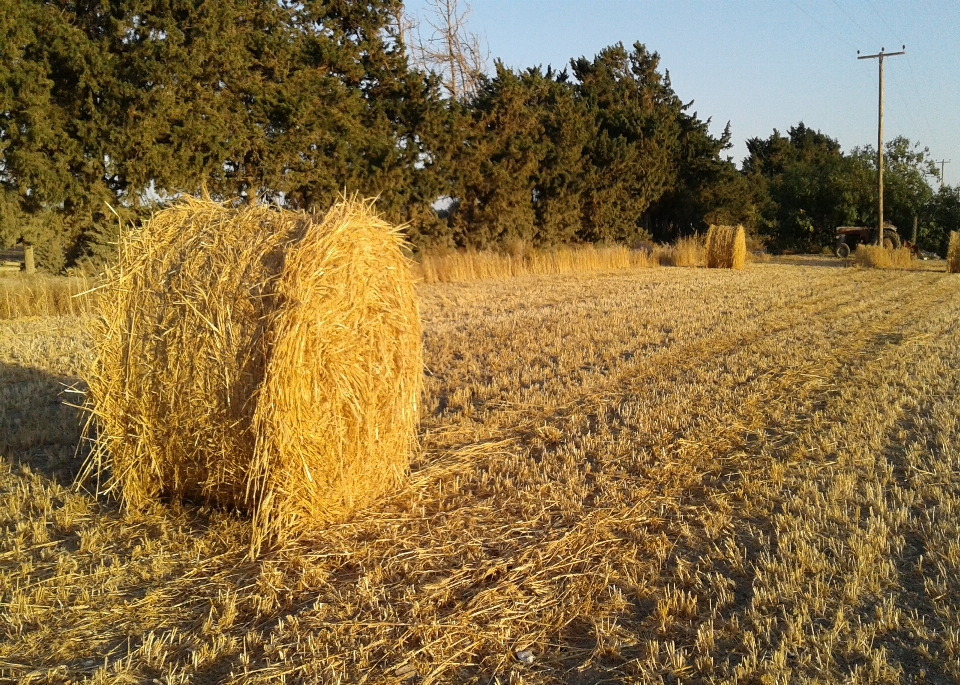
left=84, top=198, right=422, bottom=552
left=705, top=225, right=746, bottom=269
left=948, top=231, right=960, bottom=273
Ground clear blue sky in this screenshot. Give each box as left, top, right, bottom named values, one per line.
left=407, top=0, right=960, bottom=181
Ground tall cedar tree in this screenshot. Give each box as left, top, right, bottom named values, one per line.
left=571, top=43, right=680, bottom=244
left=530, top=67, right=595, bottom=246
left=445, top=42, right=736, bottom=249
left=448, top=62, right=546, bottom=248
left=645, top=118, right=758, bottom=242
left=441, top=64, right=595, bottom=248
left=0, top=0, right=105, bottom=269
left=5, top=3, right=760, bottom=265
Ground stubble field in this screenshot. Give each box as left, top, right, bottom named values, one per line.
left=2, top=262, right=959, bottom=684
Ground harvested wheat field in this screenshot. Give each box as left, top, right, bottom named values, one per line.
left=2, top=262, right=960, bottom=684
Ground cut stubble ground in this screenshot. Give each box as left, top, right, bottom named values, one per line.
left=1, top=263, right=960, bottom=684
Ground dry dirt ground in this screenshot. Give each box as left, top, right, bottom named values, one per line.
left=2, top=263, right=959, bottom=684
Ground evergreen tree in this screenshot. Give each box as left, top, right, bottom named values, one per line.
left=926, top=185, right=960, bottom=256
left=450, top=63, right=544, bottom=247
left=743, top=124, right=868, bottom=252
left=447, top=63, right=596, bottom=248
left=646, top=117, right=757, bottom=242
left=1, top=0, right=445, bottom=268
left=530, top=67, right=594, bottom=246
left=571, top=43, right=680, bottom=244
left=0, top=0, right=105, bottom=268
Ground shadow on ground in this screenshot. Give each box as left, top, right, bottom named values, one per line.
left=0, top=361, right=88, bottom=483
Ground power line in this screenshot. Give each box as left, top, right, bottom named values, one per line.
left=892, top=76, right=923, bottom=143
left=788, top=0, right=858, bottom=49
left=904, top=54, right=938, bottom=144
left=892, top=0, right=942, bottom=146
left=864, top=0, right=948, bottom=160
left=832, top=0, right=879, bottom=42
left=856, top=0, right=937, bottom=150
left=862, top=0, right=903, bottom=44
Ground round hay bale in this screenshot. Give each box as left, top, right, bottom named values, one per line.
left=83, top=197, right=422, bottom=552
left=705, top=224, right=746, bottom=270
left=948, top=231, right=960, bottom=274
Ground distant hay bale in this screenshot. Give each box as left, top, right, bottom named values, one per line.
left=82, top=197, right=422, bottom=553
left=948, top=231, right=960, bottom=273
left=705, top=225, right=746, bottom=269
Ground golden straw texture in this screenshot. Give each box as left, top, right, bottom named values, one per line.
left=948, top=231, right=960, bottom=273
left=854, top=245, right=915, bottom=270
left=249, top=202, right=422, bottom=551
left=654, top=235, right=705, bottom=268
left=705, top=225, right=746, bottom=269
left=731, top=225, right=747, bottom=270
left=415, top=244, right=654, bottom=284
left=82, top=197, right=422, bottom=553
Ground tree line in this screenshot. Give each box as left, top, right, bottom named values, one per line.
left=2, top=0, right=958, bottom=271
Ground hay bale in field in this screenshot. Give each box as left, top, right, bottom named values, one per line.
left=705, top=225, right=746, bottom=269
left=948, top=231, right=960, bottom=273
left=82, top=197, right=422, bottom=553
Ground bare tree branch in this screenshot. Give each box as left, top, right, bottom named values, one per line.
left=405, top=0, right=488, bottom=100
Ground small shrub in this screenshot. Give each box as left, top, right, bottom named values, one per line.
left=654, top=236, right=706, bottom=268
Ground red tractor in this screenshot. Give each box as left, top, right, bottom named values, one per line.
left=834, top=224, right=916, bottom=258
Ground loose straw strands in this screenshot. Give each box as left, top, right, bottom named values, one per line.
left=854, top=244, right=916, bottom=270
left=416, top=245, right=655, bottom=284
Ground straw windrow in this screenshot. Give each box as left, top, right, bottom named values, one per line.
left=854, top=244, right=915, bottom=270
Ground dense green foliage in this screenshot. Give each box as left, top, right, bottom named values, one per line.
left=743, top=125, right=954, bottom=254
left=1, top=0, right=435, bottom=268
left=2, top=0, right=958, bottom=269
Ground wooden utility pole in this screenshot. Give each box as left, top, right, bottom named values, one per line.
left=934, top=159, right=951, bottom=190
left=858, top=46, right=905, bottom=247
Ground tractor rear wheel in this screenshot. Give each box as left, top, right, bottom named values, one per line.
left=881, top=232, right=901, bottom=250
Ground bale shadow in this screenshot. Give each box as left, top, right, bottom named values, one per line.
left=0, top=360, right=88, bottom=483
